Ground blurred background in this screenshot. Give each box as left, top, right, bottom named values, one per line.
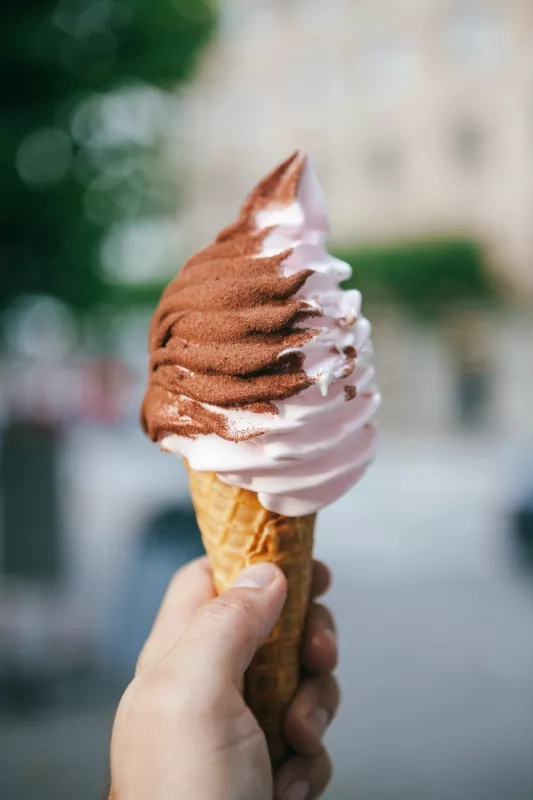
left=1, top=1, right=533, bottom=798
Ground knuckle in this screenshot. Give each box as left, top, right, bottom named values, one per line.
left=303, top=746, right=333, bottom=798
left=296, top=674, right=340, bottom=720
left=306, top=673, right=339, bottom=710
left=205, top=593, right=255, bottom=625
left=310, top=602, right=336, bottom=633
left=311, top=560, right=331, bottom=596
left=317, top=747, right=333, bottom=790
left=299, top=676, right=322, bottom=706
left=325, top=674, right=341, bottom=714
left=302, top=611, right=338, bottom=675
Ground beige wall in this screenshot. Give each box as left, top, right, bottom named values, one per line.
left=364, top=306, right=533, bottom=437
left=175, top=0, right=533, bottom=299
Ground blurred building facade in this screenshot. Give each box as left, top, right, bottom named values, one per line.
left=169, top=0, right=533, bottom=438
left=176, top=0, right=533, bottom=301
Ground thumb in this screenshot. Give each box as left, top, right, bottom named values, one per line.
left=173, top=562, right=287, bottom=687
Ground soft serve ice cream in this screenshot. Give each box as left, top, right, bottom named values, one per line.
left=141, top=151, right=380, bottom=516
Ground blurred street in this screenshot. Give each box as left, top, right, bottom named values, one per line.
left=2, top=433, right=533, bottom=800
left=320, top=435, right=533, bottom=798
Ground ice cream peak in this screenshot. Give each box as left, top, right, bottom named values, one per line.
left=141, top=152, right=321, bottom=441
left=141, top=151, right=381, bottom=515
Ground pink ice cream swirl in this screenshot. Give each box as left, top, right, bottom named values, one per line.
left=158, top=151, right=380, bottom=516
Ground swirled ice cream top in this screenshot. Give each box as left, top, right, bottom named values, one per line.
left=141, top=151, right=380, bottom=516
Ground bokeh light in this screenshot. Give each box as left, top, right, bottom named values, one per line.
left=16, top=128, right=73, bottom=187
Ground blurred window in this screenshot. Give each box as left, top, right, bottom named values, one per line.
left=0, top=422, right=61, bottom=582
left=365, top=142, right=404, bottom=185
left=452, top=121, right=486, bottom=169
left=447, top=5, right=501, bottom=64
left=360, top=36, right=418, bottom=91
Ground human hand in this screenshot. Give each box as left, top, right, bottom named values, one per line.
left=109, top=557, right=339, bottom=800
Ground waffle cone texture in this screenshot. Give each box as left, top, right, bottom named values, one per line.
left=187, top=467, right=315, bottom=769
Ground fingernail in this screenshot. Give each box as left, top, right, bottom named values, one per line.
left=323, top=616, right=336, bottom=636
left=283, top=780, right=310, bottom=800
left=231, top=563, right=278, bottom=589
left=311, top=628, right=336, bottom=654
left=308, top=706, right=329, bottom=738
left=324, top=627, right=337, bottom=643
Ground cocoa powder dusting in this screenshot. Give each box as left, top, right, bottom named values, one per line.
left=140, top=151, right=318, bottom=443
left=151, top=330, right=318, bottom=376
left=216, top=151, right=305, bottom=242
left=344, top=385, right=357, bottom=402
left=163, top=304, right=320, bottom=345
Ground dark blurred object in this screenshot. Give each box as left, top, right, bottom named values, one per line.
left=0, top=0, right=216, bottom=318
left=456, top=369, right=492, bottom=428
left=0, top=420, right=62, bottom=581
left=510, top=470, right=533, bottom=571
left=445, top=308, right=493, bottom=429
left=512, top=503, right=533, bottom=568
left=105, top=504, right=204, bottom=674
left=0, top=661, right=93, bottom=719
left=0, top=665, right=49, bottom=715
left=337, top=238, right=497, bottom=317
left=142, top=505, right=203, bottom=554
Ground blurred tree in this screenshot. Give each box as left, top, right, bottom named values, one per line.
left=335, top=238, right=498, bottom=318
left=0, top=0, right=216, bottom=316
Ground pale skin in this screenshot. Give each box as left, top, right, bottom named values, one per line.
left=109, top=558, right=339, bottom=800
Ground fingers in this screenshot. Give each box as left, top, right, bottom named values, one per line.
left=310, top=560, right=331, bottom=600
left=302, top=602, right=338, bottom=676
left=285, top=675, right=340, bottom=756
left=135, top=557, right=214, bottom=675
left=172, top=562, right=288, bottom=686
left=274, top=747, right=333, bottom=800
left=137, top=559, right=331, bottom=678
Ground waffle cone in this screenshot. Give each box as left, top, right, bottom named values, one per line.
left=187, top=467, right=315, bottom=769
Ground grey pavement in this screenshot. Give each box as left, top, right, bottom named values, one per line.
left=318, top=434, right=533, bottom=798
left=0, top=702, right=117, bottom=800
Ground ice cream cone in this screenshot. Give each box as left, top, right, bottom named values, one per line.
left=187, top=466, right=315, bottom=768
left=138, top=151, right=380, bottom=779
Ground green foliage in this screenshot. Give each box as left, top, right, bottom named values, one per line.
left=335, top=238, right=497, bottom=316
left=107, top=277, right=167, bottom=311
left=0, top=0, right=216, bottom=315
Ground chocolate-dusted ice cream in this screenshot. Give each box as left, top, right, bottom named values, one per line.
left=141, top=151, right=381, bottom=516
